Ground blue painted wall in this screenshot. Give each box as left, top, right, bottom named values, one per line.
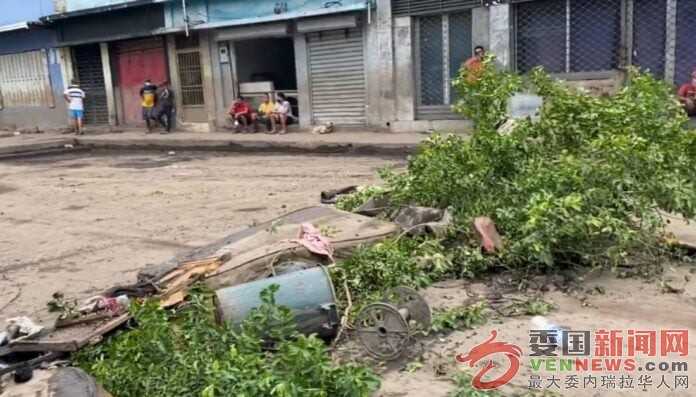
left=0, top=0, right=55, bottom=25
left=165, top=0, right=367, bottom=28
left=0, top=28, right=59, bottom=55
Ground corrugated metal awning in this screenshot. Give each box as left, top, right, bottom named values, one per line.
left=192, top=2, right=368, bottom=31
left=0, top=22, right=44, bottom=33
left=40, top=0, right=173, bottom=22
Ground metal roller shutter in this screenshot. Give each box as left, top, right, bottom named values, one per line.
left=308, top=28, right=366, bottom=126
left=0, top=50, right=54, bottom=109
left=73, top=45, right=109, bottom=125
left=393, top=0, right=482, bottom=17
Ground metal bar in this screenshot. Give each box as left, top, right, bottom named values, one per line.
left=565, top=0, right=571, bottom=73
left=622, top=0, right=633, bottom=68
left=414, top=17, right=422, bottom=107
left=442, top=14, right=450, bottom=105
left=182, top=0, right=189, bottom=37
left=664, top=0, right=677, bottom=83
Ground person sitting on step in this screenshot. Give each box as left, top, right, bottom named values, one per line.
left=268, top=93, right=295, bottom=135
left=228, top=95, right=253, bottom=133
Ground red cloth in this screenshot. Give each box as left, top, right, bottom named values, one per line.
left=282, top=223, right=334, bottom=262
left=678, top=84, right=695, bottom=99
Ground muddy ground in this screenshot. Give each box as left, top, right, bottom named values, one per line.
left=1, top=151, right=694, bottom=396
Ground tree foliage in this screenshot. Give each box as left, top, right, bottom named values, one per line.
left=74, top=285, right=380, bottom=397
left=340, top=57, right=695, bottom=271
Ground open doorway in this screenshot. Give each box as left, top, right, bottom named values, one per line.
left=233, top=37, right=298, bottom=117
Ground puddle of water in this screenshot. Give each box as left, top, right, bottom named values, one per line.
left=235, top=206, right=268, bottom=213
left=0, top=184, right=17, bottom=194
left=111, top=156, right=198, bottom=170
left=63, top=205, right=89, bottom=211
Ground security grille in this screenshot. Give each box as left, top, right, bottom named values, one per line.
left=393, top=0, right=481, bottom=17
left=632, top=0, right=668, bottom=79
left=73, top=45, right=109, bottom=125
left=675, top=0, right=696, bottom=87
left=512, top=0, right=695, bottom=87
left=416, top=11, right=471, bottom=120
left=514, top=0, right=622, bottom=74
left=175, top=34, right=205, bottom=106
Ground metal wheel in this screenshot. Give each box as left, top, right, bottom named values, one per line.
left=383, top=286, right=432, bottom=333
left=355, top=302, right=411, bottom=360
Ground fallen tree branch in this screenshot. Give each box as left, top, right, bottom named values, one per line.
left=0, top=290, right=20, bottom=313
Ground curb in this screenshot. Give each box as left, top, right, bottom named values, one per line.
left=0, top=138, right=77, bottom=159
left=1, top=137, right=419, bottom=159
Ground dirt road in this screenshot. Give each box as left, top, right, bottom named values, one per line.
left=1, top=151, right=694, bottom=396
left=0, top=151, right=395, bottom=321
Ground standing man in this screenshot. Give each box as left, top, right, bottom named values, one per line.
left=677, top=70, right=696, bottom=116
left=140, top=79, right=157, bottom=133
left=63, top=78, right=86, bottom=135
left=462, top=45, right=485, bottom=82
left=154, top=81, right=175, bottom=134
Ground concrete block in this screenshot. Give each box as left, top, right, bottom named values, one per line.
left=390, top=120, right=474, bottom=134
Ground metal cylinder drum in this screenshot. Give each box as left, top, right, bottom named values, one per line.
left=214, top=266, right=339, bottom=339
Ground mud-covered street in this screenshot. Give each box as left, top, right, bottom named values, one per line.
left=0, top=151, right=399, bottom=320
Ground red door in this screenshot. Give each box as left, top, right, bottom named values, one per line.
left=115, top=38, right=168, bottom=125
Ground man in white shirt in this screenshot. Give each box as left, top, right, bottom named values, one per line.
left=269, top=93, right=295, bottom=134
left=63, top=79, right=86, bottom=135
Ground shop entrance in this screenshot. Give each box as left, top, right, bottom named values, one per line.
left=232, top=38, right=298, bottom=116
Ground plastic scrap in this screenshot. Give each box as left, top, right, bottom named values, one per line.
left=5, top=317, right=44, bottom=339
left=78, top=295, right=130, bottom=315
left=530, top=316, right=567, bottom=349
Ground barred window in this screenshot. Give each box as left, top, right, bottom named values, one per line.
left=632, top=0, right=667, bottom=78
left=419, top=15, right=444, bottom=106
left=675, top=0, right=696, bottom=86
left=174, top=34, right=205, bottom=106
left=515, top=0, right=622, bottom=74
left=417, top=12, right=472, bottom=108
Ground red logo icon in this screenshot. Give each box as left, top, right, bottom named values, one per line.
left=456, top=330, right=523, bottom=390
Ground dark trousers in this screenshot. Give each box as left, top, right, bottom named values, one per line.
left=156, top=106, right=174, bottom=132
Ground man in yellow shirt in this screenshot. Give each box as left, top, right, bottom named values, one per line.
left=252, top=93, right=275, bottom=133
left=140, top=79, right=157, bottom=133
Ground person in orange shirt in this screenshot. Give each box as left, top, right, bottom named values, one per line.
left=462, top=46, right=485, bottom=82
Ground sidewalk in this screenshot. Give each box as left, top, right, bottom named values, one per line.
left=0, top=130, right=430, bottom=158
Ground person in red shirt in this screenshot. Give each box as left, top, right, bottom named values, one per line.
left=461, top=46, right=485, bottom=82
left=228, top=95, right=252, bottom=133
left=677, top=71, right=696, bottom=116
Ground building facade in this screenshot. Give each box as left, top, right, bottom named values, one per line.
left=1, top=0, right=694, bottom=133
left=42, top=0, right=172, bottom=127
left=0, top=0, right=68, bottom=131
left=163, top=0, right=383, bottom=131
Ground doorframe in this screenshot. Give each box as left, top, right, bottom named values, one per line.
left=113, top=36, right=169, bottom=127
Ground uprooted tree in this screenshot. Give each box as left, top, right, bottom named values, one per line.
left=338, top=56, right=695, bottom=280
